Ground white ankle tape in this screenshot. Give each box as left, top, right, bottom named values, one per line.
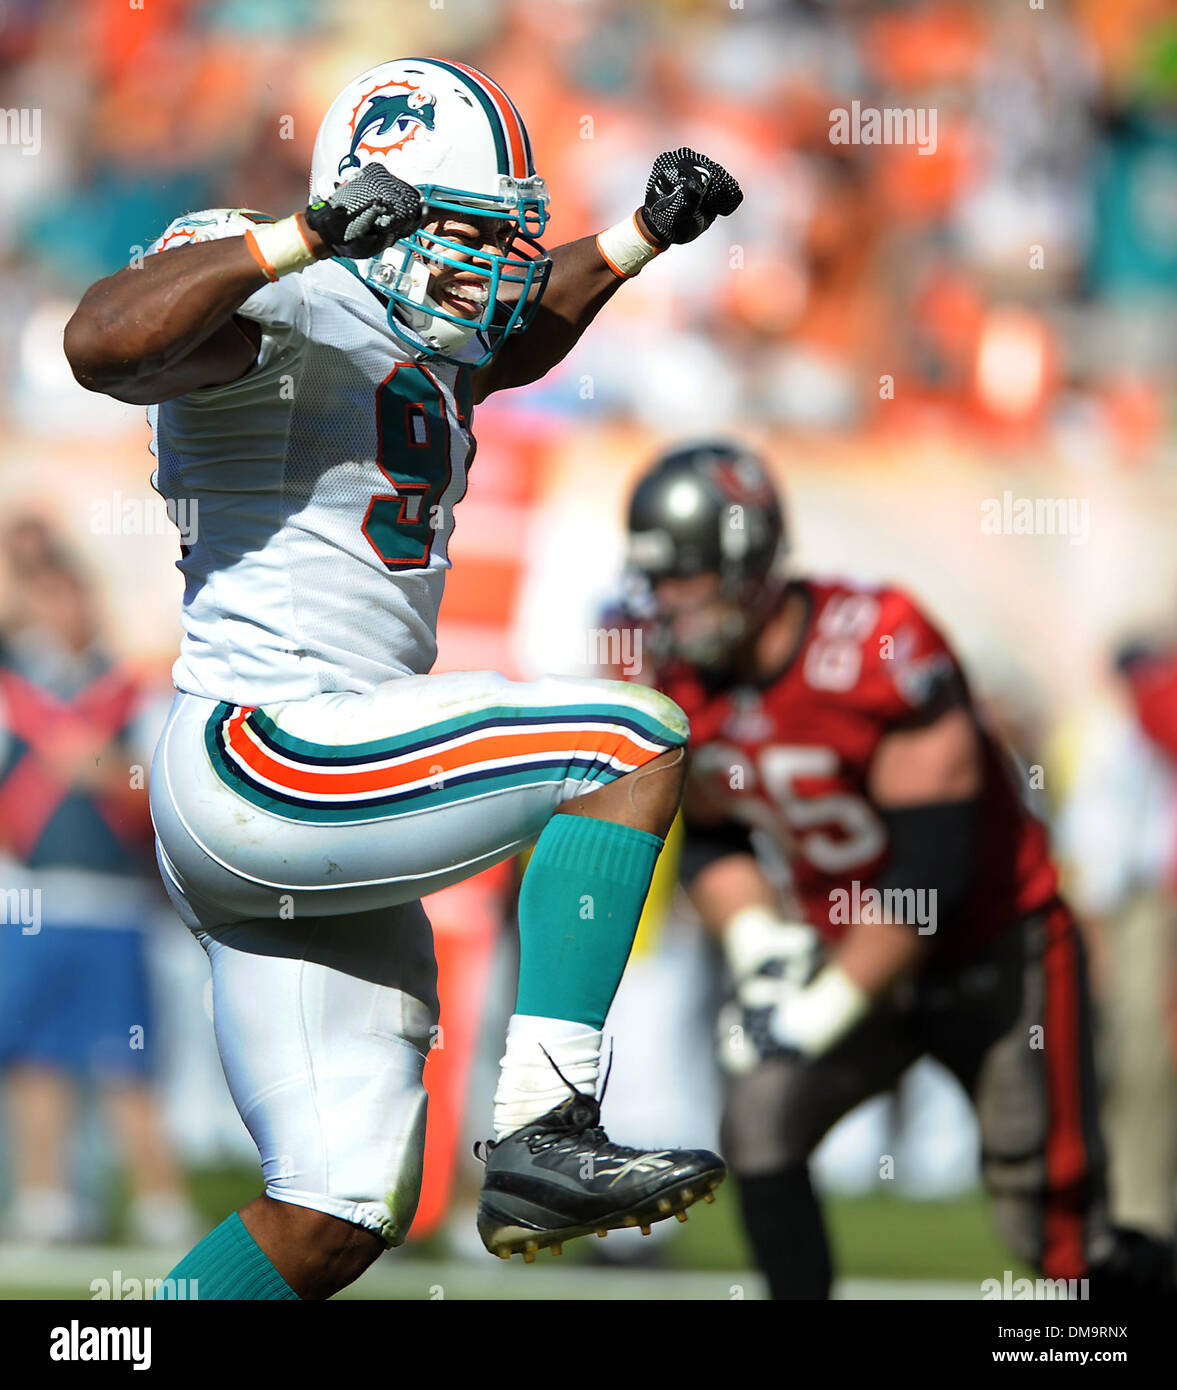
left=596, top=212, right=664, bottom=279
left=493, top=1022, right=602, bottom=1139
left=244, top=213, right=316, bottom=281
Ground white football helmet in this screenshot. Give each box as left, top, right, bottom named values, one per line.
left=309, top=57, right=551, bottom=367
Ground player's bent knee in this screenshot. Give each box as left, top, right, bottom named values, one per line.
left=263, top=1077, right=429, bottom=1249
left=566, top=678, right=689, bottom=795
left=565, top=675, right=690, bottom=758
left=258, top=1199, right=383, bottom=1259
left=616, top=744, right=688, bottom=828
left=243, top=1195, right=385, bottom=1298
left=618, top=682, right=691, bottom=752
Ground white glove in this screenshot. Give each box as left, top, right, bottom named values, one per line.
left=767, top=963, right=871, bottom=1057
left=723, top=906, right=822, bottom=992
left=717, top=908, right=870, bottom=1072
left=716, top=908, right=823, bottom=1076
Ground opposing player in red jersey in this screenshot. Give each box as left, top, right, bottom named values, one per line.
left=623, top=440, right=1175, bottom=1300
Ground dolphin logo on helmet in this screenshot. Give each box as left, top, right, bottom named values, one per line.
left=338, top=87, right=438, bottom=177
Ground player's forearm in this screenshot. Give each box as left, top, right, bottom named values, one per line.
left=64, top=238, right=274, bottom=394
left=687, top=850, right=778, bottom=942
left=66, top=216, right=332, bottom=402
left=831, top=917, right=928, bottom=998
left=475, top=148, right=741, bottom=400
left=473, top=232, right=627, bottom=399
left=762, top=919, right=924, bottom=1061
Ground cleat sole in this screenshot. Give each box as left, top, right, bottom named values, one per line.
left=479, top=1166, right=727, bottom=1262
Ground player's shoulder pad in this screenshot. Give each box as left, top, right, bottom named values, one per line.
left=805, top=574, right=898, bottom=657
left=871, top=585, right=961, bottom=715
left=803, top=576, right=959, bottom=714
left=146, top=208, right=306, bottom=348
left=147, top=208, right=275, bottom=257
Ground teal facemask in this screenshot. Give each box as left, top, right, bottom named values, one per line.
left=364, top=183, right=551, bottom=368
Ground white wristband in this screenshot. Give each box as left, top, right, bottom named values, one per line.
left=244, top=213, right=316, bottom=281
left=776, top=964, right=870, bottom=1058
left=596, top=212, right=664, bottom=279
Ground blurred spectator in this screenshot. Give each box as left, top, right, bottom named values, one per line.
left=1055, top=641, right=1177, bottom=1239
left=0, top=524, right=198, bottom=1246
left=0, top=0, right=1167, bottom=447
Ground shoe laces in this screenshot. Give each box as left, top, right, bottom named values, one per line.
left=473, top=1041, right=617, bottom=1162
left=522, top=1043, right=616, bottom=1155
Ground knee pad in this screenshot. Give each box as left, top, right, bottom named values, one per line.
left=574, top=674, right=687, bottom=736
left=263, top=1049, right=429, bottom=1248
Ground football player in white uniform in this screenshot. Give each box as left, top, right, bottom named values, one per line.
left=65, top=58, right=742, bottom=1299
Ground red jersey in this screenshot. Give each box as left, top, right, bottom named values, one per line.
left=1128, top=654, right=1177, bottom=763
left=657, top=578, right=1059, bottom=958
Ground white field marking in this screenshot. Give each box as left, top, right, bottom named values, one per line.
left=0, top=1245, right=975, bottom=1301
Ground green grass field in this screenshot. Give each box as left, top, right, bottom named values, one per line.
left=0, top=1163, right=1032, bottom=1299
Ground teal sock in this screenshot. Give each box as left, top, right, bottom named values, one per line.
left=516, top=814, right=664, bottom=1028
left=154, top=1211, right=300, bottom=1300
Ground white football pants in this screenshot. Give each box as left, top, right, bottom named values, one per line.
left=150, top=671, right=688, bottom=1243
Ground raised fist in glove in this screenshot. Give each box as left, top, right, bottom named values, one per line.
left=305, top=164, right=426, bottom=260
left=640, top=148, right=743, bottom=247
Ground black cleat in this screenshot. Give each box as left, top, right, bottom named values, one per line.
left=475, top=1058, right=725, bottom=1262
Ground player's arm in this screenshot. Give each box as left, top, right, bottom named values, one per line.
left=679, top=771, right=781, bottom=943
left=685, top=821, right=900, bottom=1061
left=472, top=149, right=742, bottom=402
left=686, top=835, right=778, bottom=938
left=680, top=814, right=833, bottom=1053
left=852, top=702, right=983, bottom=990
left=470, top=232, right=629, bottom=403
left=686, top=708, right=982, bottom=1061
left=65, top=167, right=424, bottom=405
left=64, top=237, right=276, bottom=404
left=832, top=595, right=984, bottom=999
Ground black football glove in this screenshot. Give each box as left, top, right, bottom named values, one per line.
left=305, top=164, right=425, bottom=260
left=642, top=148, right=743, bottom=247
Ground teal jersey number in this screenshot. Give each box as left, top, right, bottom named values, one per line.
left=363, top=363, right=474, bottom=571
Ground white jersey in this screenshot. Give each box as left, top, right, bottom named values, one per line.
left=147, top=208, right=479, bottom=705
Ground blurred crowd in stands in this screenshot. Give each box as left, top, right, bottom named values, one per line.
left=0, top=0, right=1174, bottom=446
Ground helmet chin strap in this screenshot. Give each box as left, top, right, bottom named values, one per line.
left=383, top=249, right=480, bottom=355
